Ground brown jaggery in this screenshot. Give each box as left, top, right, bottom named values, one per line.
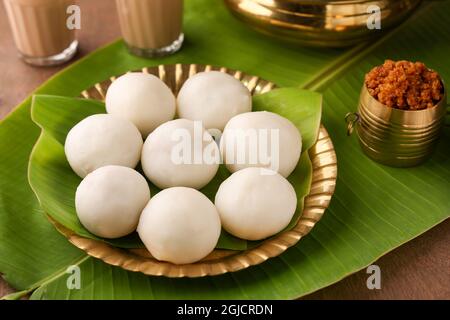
left=365, top=60, right=443, bottom=110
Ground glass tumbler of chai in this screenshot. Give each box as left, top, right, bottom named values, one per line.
left=115, top=0, right=184, bottom=58
left=3, top=0, right=78, bottom=66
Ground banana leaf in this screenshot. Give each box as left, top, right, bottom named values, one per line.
left=1, top=0, right=449, bottom=300
left=28, top=89, right=320, bottom=250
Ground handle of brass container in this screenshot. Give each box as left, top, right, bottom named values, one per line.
left=345, top=112, right=360, bottom=136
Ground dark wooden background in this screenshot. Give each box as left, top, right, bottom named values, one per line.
left=0, top=0, right=448, bottom=300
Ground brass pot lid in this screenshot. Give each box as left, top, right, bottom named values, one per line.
left=224, top=0, right=422, bottom=47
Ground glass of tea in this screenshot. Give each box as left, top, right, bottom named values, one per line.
left=3, top=0, right=78, bottom=66
left=115, top=0, right=184, bottom=58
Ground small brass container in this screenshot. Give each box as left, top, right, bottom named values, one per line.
left=348, top=85, right=447, bottom=167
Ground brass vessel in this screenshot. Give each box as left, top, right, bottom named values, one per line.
left=224, top=0, right=422, bottom=47
left=348, top=84, right=447, bottom=167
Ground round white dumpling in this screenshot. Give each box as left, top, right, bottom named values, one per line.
left=141, top=119, right=219, bottom=189
left=105, top=72, right=176, bottom=137
left=65, top=114, right=143, bottom=178
left=138, top=187, right=221, bottom=264
left=215, top=167, right=297, bottom=240
left=177, top=71, right=252, bottom=130
left=220, top=111, right=302, bottom=177
left=75, top=166, right=151, bottom=239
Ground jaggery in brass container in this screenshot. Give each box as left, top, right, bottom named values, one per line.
left=348, top=85, right=447, bottom=167
left=224, top=0, right=422, bottom=47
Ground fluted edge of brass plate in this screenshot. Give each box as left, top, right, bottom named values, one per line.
left=50, top=64, right=337, bottom=278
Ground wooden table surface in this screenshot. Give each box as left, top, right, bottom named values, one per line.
left=0, top=0, right=449, bottom=300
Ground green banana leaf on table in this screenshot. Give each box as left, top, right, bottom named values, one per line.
left=0, top=0, right=449, bottom=299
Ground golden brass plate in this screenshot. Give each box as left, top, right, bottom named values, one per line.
left=50, top=64, right=337, bottom=278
